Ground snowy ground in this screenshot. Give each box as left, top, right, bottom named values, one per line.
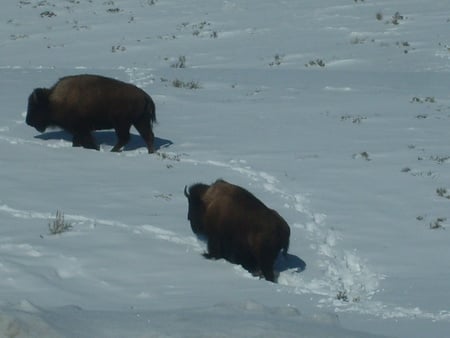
left=1, top=1, right=450, bottom=337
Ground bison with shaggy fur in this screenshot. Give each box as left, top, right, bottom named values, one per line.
left=184, top=179, right=290, bottom=282
left=26, top=74, right=156, bottom=153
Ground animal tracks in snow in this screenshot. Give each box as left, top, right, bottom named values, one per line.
left=180, top=157, right=450, bottom=322
left=181, top=158, right=381, bottom=297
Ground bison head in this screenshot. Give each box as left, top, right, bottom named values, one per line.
left=26, top=88, right=52, bottom=133
left=184, top=185, right=208, bottom=235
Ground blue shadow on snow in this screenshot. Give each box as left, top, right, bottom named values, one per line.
left=35, top=130, right=173, bottom=151
left=275, top=253, right=306, bottom=274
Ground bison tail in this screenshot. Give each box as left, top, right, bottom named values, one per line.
left=282, top=238, right=289, bottom=257
left=145, top=95, right=157, bottom=124
left=279, top=222, right=290, bottom=257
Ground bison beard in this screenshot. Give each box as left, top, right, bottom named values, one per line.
left=184, top=179, right=290, bottom=282
left=26, top=74, right=157, bottom=153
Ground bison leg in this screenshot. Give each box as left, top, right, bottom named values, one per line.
left=260, top=261, right=276, bottom=283
left=257, top=246, right=278, bottom=282
left=133, top=118, right=155, bottom=153
left=111, top=125, right=131, bottom=152
left=72, top=132, right=99, bottom=150
left=203, top=237, right=223, bottom=260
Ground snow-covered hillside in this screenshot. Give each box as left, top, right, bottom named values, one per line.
left=1, top=1, right=450, bottom=337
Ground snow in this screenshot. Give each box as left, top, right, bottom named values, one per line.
left=1, top=0, right=450, bottom=337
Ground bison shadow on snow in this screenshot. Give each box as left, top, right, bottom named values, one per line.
left=35, top=130, right=173, bottom=152
left=274, top=252, right=306, bottom=274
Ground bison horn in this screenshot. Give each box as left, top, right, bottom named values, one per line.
left=184, top=185, right=189, bottom=198
left=31, top=89, right=39, bottom=103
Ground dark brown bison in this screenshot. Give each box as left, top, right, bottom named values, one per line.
left=184, top=179, right=290, bottom=282
left=26, top=74, right=156, bottom=153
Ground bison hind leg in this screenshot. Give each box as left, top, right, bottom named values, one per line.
left=133, top=116, right=155, bottom=153
left=73, top=132, right=99, bottom=150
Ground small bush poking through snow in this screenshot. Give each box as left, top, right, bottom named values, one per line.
left=353, top=151, right=371, bottom=161
left=172, top=79, right=201, bottom=89
left=429, top=218, right=446, bottom=230
left=171, top=56, right=187, bottom=68
left=48, top=210, right=73, bottom=235
left=391, top=11, right=404, bottom=25
left=40, top=11, right=56, bottom=18
left=305, top=59, right=325, bottom=68
left=269, top=54, right=283, bottom=66
left=436, top=188, right=450, bottom=199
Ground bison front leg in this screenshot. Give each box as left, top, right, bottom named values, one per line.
left=260, top=262, right=276, bottom=283
left=72, top=131, right=99, bottom=150
left=256, top=246, right=278, bottom=282
left=203, top=237, right=223, bottom=260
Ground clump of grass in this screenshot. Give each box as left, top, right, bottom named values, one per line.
left=305, top=59, right=325, bottom=68
left=48, top=210, right=73, bottom=235
left=269, top=54, right=283, bottom=66
left=106, top=7, right=120, bottom=13
left=350, top=36, right=366, bottom=45
left=336, top=290, right=349, bottom=302
left=171, top=55, right=187, bottom=68
left=40, top=11, right=56, bottom=18
left=430, top=155, right=450, bottom=165
left=360, top=151, right=370, bottom=161
left=154, top=193, right=173, bottom=201
left=172, top=79, right=201, bottom=89
left=430, top=218, right=446, bottom=230
left=411, top=96, right=436, bottom=103
left=336, top=290, right=360, bottom=303
left=353, top=151, right=371, bottom=161
left=155, top=151, right=181, bottom=161
left=436, top=188, right=450, bottom=199
left=376, top=11, right=405, bottom=25
left=340, top=114, right=367, bottom=124
left=111, top=44, right=126, bottom=53
left=391, top=11, right=404, bottom=25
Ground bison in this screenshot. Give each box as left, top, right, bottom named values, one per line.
left=26, top=74, right=156, bottom=153
left=184, top=179, right=290, bottom=282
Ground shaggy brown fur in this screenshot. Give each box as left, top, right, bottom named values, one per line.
left=184, top=179, right=290, bottom=282
left=26, top=74, right=156, bottom=153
